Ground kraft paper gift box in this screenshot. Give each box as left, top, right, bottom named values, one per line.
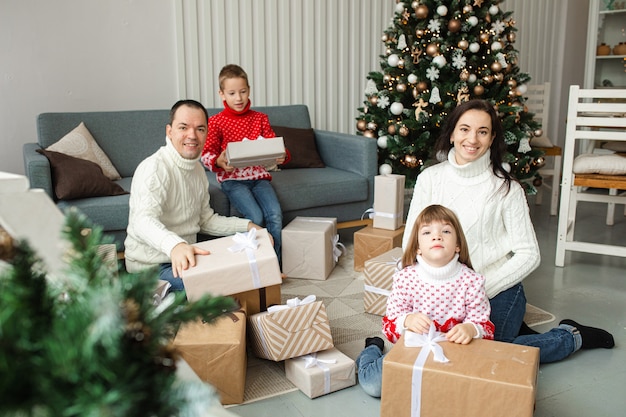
left=285, top=348, right=356, bottom=399
left=181, top=228, right=282, bottom=301
left=353, top=225, right=404, bottom=272
left=173, top=306, right=247, bottom=405
left=373, top=174, right=405, bottom=231
left=282, top=216, right=344, bottom=280
left=381, top=331, right=540, bottom=417
left=226, top=136, right=286, bottom=168
left=363, top=247, right=403, bottom=316
left=231, top=283, right=281, bottom=315
left=248, top=296, right=334, bottom=361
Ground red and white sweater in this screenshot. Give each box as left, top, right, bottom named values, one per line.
left=382, top=254, right=495, bottom=343
left=201, top=101, right=290, bottom=183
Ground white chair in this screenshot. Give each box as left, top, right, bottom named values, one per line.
left=555, top=85, right=626, bottom=267
left=527, top=82, right=562, bottom=216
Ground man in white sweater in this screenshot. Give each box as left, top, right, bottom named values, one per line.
left=124, top=100, right=263, bottom=292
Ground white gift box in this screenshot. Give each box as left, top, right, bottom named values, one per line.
left=226, top=137, right=286, bottom=168
left=373, top=174, right=405, bottom=230
left=285, top=348, right=356, bottom=398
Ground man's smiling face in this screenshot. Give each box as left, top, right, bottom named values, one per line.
left=166, top=104, right=208, bottom=160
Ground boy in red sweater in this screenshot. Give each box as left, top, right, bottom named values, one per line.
left=201, top=64, right=289, bottom=265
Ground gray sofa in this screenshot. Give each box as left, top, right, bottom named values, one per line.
left=23, top=105, right=377, bottom=250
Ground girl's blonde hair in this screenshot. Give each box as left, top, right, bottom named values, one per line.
left=402, top=204, right=473, bottom=269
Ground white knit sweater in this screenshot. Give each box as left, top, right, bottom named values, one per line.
left=402, top=149, right=540, bottom=298
left=124, top=138, right=250, bottom=273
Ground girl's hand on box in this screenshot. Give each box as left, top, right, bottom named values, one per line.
left=446, top=323, right=476, bottom=345
left=404, top=312, right=432, bottom=335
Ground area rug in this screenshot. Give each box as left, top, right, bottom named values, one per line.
left=237, top=244, right=555, bottom=405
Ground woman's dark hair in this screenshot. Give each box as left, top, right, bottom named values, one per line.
left=169, top=99, right=209, bottom=124
left=434, top=99, right=515, bottom=193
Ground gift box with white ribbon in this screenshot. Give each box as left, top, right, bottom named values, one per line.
left=248, top=296, right=334, bottom=361
left=353, top=224, right=404, bottom=272
left=226, top=136, right=286, bottom=168
left=373, top=174, right=405, bottom=230
left=181, top=228, right=282, bottom=301
left=381, top=328, right=539, bottom=417
left=363, top=247, right=403, bottom=316
left=285, top=348, right=356, bottom=399
left=281, top=216, right=345, bottom=280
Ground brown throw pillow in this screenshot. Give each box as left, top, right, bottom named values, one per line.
left=36, top=149, right=128, bottom=200
left=273, top=126, right=325, bottom=169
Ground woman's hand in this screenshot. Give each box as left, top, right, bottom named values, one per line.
left=445, top=323, right=477, bottom=345
left=403, top=312, right=432, bottom=334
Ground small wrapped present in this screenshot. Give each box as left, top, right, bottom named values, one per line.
left=173, top=306, right=247, bottom=405
left=285, top=348, right=356, bottom=398
left=226, top=136, right=286, bottom=168
left=353, top=225, right=404, bottom=272
left=281, top=216, right=345, bottom=280
left=373, top=174, right=406, bottom=230
left=248, top=296, right=334, bottom=361
left=363, top=247, right=403, bottom=316
left=231, top=284, right=281, bottom=315
left=381, top=328, right=539, bottom=417
left=181, top=228, right=282, bottom=301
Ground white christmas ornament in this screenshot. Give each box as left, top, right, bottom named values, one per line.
left=469, top=42, right=480, bottom=53
left=390, top=102, right=404, bottom=115
left=429, top=87, right=441, bottom=104
left=432, top=55, right=447, bottom=68
left=491, top=41, right=503, bottom=51
left=398, top=34, right=407, bottom=50
left=468, top=16, right=478, bottom=26
left=516, top=84, right=528, bottom=95
left=518, top=137, right=532, bottom=153
left=377, top=136, right=388, bottom=149
left=468, top=74, right=477, bottom=83
left=365, top=79, right=378, bottom=95
left=408, top=73, right=418, bottom=84
left=388, top=54, right=400, bottom=67
left=395, top=2, right=405, bottom=13
left=489, top=5, right=499, bottom=15
left=436, top=5, right=448, bottom=16
left=379, top=163, right=393, bottom=175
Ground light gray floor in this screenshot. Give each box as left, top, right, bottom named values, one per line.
left=229, top=197, right=626, bottom=417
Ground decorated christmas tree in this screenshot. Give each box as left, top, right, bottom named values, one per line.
left=0, top=210, right=236, bottom=416
left=356, top=0, right=544, bottom=192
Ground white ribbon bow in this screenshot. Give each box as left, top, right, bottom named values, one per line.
left=267, top=294, right=316, bottom=313
left=228, top=228, right=261, bottom=288
left=332, top=234, right=346, bottom=262
left=361, top=207, right=375, bottom=220
left=404, top=324, right=449, bottom=363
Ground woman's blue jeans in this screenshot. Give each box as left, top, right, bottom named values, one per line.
left=490, top=283, right=581, bottom=363
left=220, top=179, right=283, bottom=264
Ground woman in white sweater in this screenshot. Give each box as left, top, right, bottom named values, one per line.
left=403, top=99, right=614, bottom=363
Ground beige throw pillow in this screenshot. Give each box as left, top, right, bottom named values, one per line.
left=46, top=122, right=121, bottom=180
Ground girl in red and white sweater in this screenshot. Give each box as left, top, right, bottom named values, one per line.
left=201, top=64, right=290, bottom=264
left=356, top=204, right=494, bottom=398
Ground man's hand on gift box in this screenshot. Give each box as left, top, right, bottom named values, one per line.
left=170, top=242, right=210, bottom=278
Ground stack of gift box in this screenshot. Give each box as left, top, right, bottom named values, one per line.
left=170, top=216, right=355, bottom=405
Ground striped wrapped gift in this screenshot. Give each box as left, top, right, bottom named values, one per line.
left=248, top=297, right=334, bottom=361
left=363, top=247, right=403, bottom=316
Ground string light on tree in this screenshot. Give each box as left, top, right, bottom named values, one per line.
left=356, top=0, right=542, bottom=192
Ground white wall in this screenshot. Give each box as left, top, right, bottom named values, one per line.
left=0, top=0, right=179, bottom=175
left=1, top=0, right=590, bottom=176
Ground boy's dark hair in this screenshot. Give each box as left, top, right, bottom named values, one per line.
left=219, top=64, right=249, bottom=91
left=169, top=100, right=209, bottom=124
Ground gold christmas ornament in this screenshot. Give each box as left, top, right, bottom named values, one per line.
left=402, top=154, right=419, bottom=168
left=448, top=19, right=462, bottom=33
left=507, top=79, right=518, bottom=88
left=463, top=5, right=473, bottom=13
left=357, top=119, right=367, bottom=131
left=416, top=29, right=425, bottom=37
left=413, top=87, right=419, bottom=99
left=507, top=32, right=516, bottom=43
left=533, top=156, right=546, bottom=169
left=494, top=73, right=504, bottom=82
left=426, top=43, right=439, bottom=57
left=415, top=5, right=429, bottom=19
left=534, top=129, right=544, bottom=137
left=490, top=62, right=502, bottom=72
left=459, top=69, right=470, bottom=81
left=382, top=34, right=389, bottom=42
left=363, top=130, right=376, bottom=138
left=417, top=81, right=428, bottom=92
left=458, top=39, right=469, bottom=50
left=473, top=85, right=485, bottom=96
left=369, top=96, right=378, bottom=105
left=396, top=83, right=407, bottom=93
left=483, top=75, right=494, bottom=84
left=479, top=32, right=490, bottom=43
left=383, top=74, right=392, bottom=84
left=399, top=125, right=410, bottom=136
left=411, top=1, right=420, bottom=9
left=387, top=124, right=397, bottom=135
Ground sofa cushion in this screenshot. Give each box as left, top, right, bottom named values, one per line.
left=45, top=122, right=121, bottom=180
left=270, top=167, right=368, bottom=212
left=273, top=126, right=325, bottom=169
left=36, top=149, right=128, bottom=201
